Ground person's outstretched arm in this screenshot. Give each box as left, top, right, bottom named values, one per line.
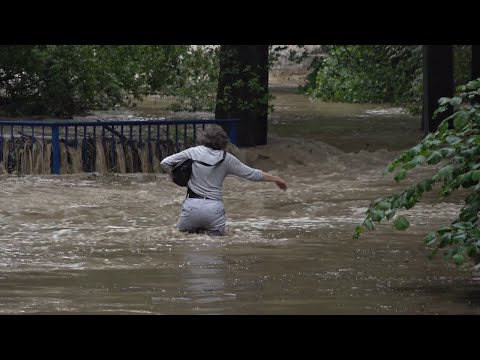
left=226, top=154, right=287, bottom=191
left=262, top=172, right=288, bottom=191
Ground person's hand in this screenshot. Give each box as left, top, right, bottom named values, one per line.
left=262, top=172, right=287, bottom=191
left=275, top=178, right=287, bottom=191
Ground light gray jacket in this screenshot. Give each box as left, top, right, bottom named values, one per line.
left=160, top=145, right=263, bottom=200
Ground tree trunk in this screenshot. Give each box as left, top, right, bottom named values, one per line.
left=215, top=45, right=269, bottom=147
left=472, top=45, right=480, bottom=105
left=422, top=45, right=454, bottom=134
left=472, top=45, right=480, bottom=80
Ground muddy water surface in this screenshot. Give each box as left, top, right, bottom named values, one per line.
left=1, top=88, right=479, bottom=314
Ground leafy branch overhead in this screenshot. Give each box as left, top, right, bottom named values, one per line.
left=354, top=78, right=480, bottom=267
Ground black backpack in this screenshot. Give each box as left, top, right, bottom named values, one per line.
left=171, top=151, right=226, bottom=187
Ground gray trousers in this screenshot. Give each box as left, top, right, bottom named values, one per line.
left=177, top=198, right=226, bottom=236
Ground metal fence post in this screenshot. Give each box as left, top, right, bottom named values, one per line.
left=228, top=124, right=238, bottom=145
left=52, top=126, right=60, bottom=175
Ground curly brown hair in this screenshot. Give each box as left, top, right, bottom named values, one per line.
left=199, top=124, right=229, bottom=150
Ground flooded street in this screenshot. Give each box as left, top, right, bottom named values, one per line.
left=1, top=87, right=479, bottom=314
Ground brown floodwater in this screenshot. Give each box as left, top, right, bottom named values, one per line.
left=0, top=87, right=479, bottom=314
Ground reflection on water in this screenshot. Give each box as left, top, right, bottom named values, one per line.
left=0, top=88, right=479, bottom=314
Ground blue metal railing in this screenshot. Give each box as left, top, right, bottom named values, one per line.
left=0, top=118, right=239, bottom=175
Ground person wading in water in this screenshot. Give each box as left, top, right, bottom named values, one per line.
left=160, top=124, right=288, bottom=236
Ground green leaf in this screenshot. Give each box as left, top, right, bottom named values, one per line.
left=467, top=245, right=478, bottom=257
left=449, top=97, right=462, bottom=107
left=417, top=179, right=433, bottom=194
left=424, top=232, right=437, bottom=245
left=434, top=106, right=448, bottom=119
left=452, top=155, right=464, bottom=165
left=472, top=135, right=480, bottom=145
left=371, top=209, right=385, bottom=222
left=393, top=216, right=409, bottom=231
left=404, top=197, right=417, bottom=209
left=406, top=187, right=416, bottom=198
left=363, top=219, right=375, bottom=231
left=439, top=232, right=452, bottom=247
left=451, top=222, right=468, bottom=230
left=385, top=163, right=395, bottom=173
left=437, top=227, right=452, bottom=235
left=452, top=233, right=467, bottom=243
left=378, top=201, right=391, bottom=210
left=385, top=209, right=396, bottom=220
left=427, top=151, right=442, bottom=165
left=438, top=97, right=451, bottom=106
left=439, top=147, right=456, bottom=157
left=394, top=169, right=407, bottom=182
left=472, top=170, right=480, bottom=182
left=403, top=160, right=417, bottom=171
left=465, top=79, right=480, bottom=91
left=453, top=254, right=464, bottom=265
left=453, top=112, right=468, bottom=130
left=438, top=120, right=449, bottom=134
left=446, top=135, right=462, bottom=145
left=417, top=181, right=426, bottom=193
left=413, top=155, right=426, bottom=165
left=437, top=165, right=453, bottom=179
left=408, top=144, right=423, bottom=157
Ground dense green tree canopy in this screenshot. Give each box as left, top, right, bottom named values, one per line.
left=0, top=45, right=219, bottom=117
left=0, top=45, right=309, bottom=119
left=303, top=45, right=472, bottom=115
left=303, top=45, right=422, bottom=113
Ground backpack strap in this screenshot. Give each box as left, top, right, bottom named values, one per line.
left=194, top=150, right=226, bottom=167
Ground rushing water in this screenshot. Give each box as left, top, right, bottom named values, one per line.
left=0, top=88, right=479, bottom=314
